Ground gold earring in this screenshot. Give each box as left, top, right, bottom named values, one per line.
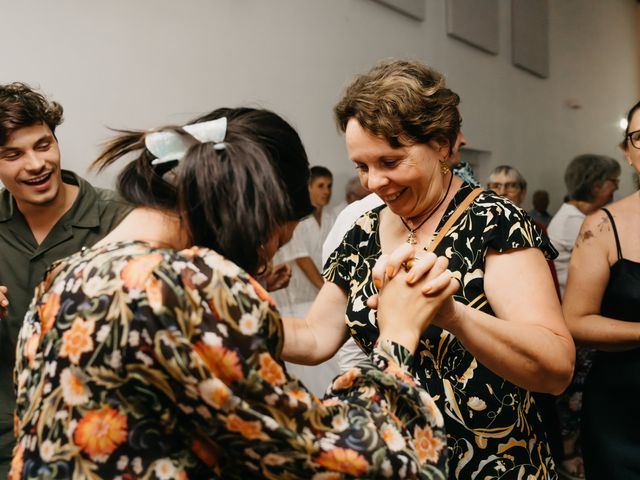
left=440, top=159, right=450, bottom=175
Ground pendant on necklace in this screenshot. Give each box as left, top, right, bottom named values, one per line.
left=407, top=231, right=417, bottom=245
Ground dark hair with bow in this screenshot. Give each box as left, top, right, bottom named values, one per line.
left=92, top=107, right=313, bottom=274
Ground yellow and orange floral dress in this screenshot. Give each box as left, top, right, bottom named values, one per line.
left=12, top=241, right=447, bottom=479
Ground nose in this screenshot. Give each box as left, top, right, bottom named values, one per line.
left=365, top=168, right=388, bottom=192
left=457, top=130, right=468, bottom=149
left=23, top=150, right=46, bottom=172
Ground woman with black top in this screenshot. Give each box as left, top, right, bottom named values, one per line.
left=564, top=100, right=640, bottom=479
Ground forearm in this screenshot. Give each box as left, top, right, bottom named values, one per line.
left=280, top=316, right=321, bottom=364
left=281, top=282, right=351, bottom=365
left=450, top=302, right=574, bottom=394
left=295, top=257, right=324, bottom=289
left=568, top=313, right=640, bottom=352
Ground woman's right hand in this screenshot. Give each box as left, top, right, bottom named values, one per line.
left=373, top=244, right=459, bottom=353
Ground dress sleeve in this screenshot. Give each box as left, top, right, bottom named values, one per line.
left=152, top=249, right=448, bottom=479
left=480, top=195, right=558, bottom=260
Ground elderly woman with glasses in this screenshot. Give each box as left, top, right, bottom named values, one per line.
left=487, top=165, right=528, bottom=205
left=562, top=100, right=640, bottom=479
left=283, top=59, right=575, bottom=479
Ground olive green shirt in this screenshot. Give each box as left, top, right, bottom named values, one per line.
left=0, top=170, right=131, bottom=469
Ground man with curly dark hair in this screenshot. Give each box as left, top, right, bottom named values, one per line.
left=0, top=83, right=131, bottom=474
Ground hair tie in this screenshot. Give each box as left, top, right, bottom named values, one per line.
left=146, top=117, right=227, bottom=165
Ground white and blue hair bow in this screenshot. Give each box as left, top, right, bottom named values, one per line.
left=145, top=117, right=227, bottom=165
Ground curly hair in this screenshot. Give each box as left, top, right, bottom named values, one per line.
left=0, top=82, right=64, bottom=145
left=334, top=59, right=461, bottom=153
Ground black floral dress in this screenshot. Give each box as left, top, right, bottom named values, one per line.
left=325, top=183, right=558, bottom=479
left=12, top=241, right=448, bottom=479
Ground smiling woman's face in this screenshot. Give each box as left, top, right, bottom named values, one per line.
left=344, top=118, right=449, bottom=220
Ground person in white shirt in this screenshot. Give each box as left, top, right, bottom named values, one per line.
left=548, top=154, right=620, bottom=296
left=271, top=166, right=339, bottom=394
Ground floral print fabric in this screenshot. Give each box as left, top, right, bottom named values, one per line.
left=324, top=183, right=559, bottom=479
left=12, top=241, right=447, bottom=479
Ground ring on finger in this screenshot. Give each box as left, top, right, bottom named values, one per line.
left=402, top=257, right=420, bottom=272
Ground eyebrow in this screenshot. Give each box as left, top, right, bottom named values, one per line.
left=1, top=133, right=54, bottom=151
left=33, top=134, right=54, bottom=145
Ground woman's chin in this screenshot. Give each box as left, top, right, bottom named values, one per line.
left=385, top=203, right=410, bottom=217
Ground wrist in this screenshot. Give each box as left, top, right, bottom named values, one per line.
left=446, top=301, right=466, bottom=335
left=378, top=330, right=419, bottom=354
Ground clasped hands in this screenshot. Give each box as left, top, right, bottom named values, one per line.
left=371, top=243, right=459, bottom=353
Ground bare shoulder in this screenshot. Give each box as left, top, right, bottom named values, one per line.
left=575, top=193, right=640, bottom=258
left=604, top=192, right=640, bottom=217
left=591, top=194, right=640, bottom=233
left=574, top=209, right=611, bottom=250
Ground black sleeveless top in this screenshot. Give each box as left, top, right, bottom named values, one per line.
left=581, top=207, right=640, bottom=479
left=599, top=208, right=640, bottom=323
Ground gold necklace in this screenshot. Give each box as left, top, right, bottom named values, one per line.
left=400, top=172, right=453, bottom=245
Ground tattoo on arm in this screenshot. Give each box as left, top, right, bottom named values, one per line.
left=575, top=229, right=594, bottom=248
left=575, top=215, right=611, bottom=248
left=596, top=216, right=612, bottom=233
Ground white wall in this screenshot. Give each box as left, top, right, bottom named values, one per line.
left=1, top=0, right=638, bottom=212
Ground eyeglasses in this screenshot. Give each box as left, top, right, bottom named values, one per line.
left=487, top=181, right=522, bottom=192
left=626, top=129, right=640, bottom=149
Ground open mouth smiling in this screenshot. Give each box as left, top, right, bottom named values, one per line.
left=23, top=172, right=52, bottom=186
left=382, top=188, right=406, bottom=203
